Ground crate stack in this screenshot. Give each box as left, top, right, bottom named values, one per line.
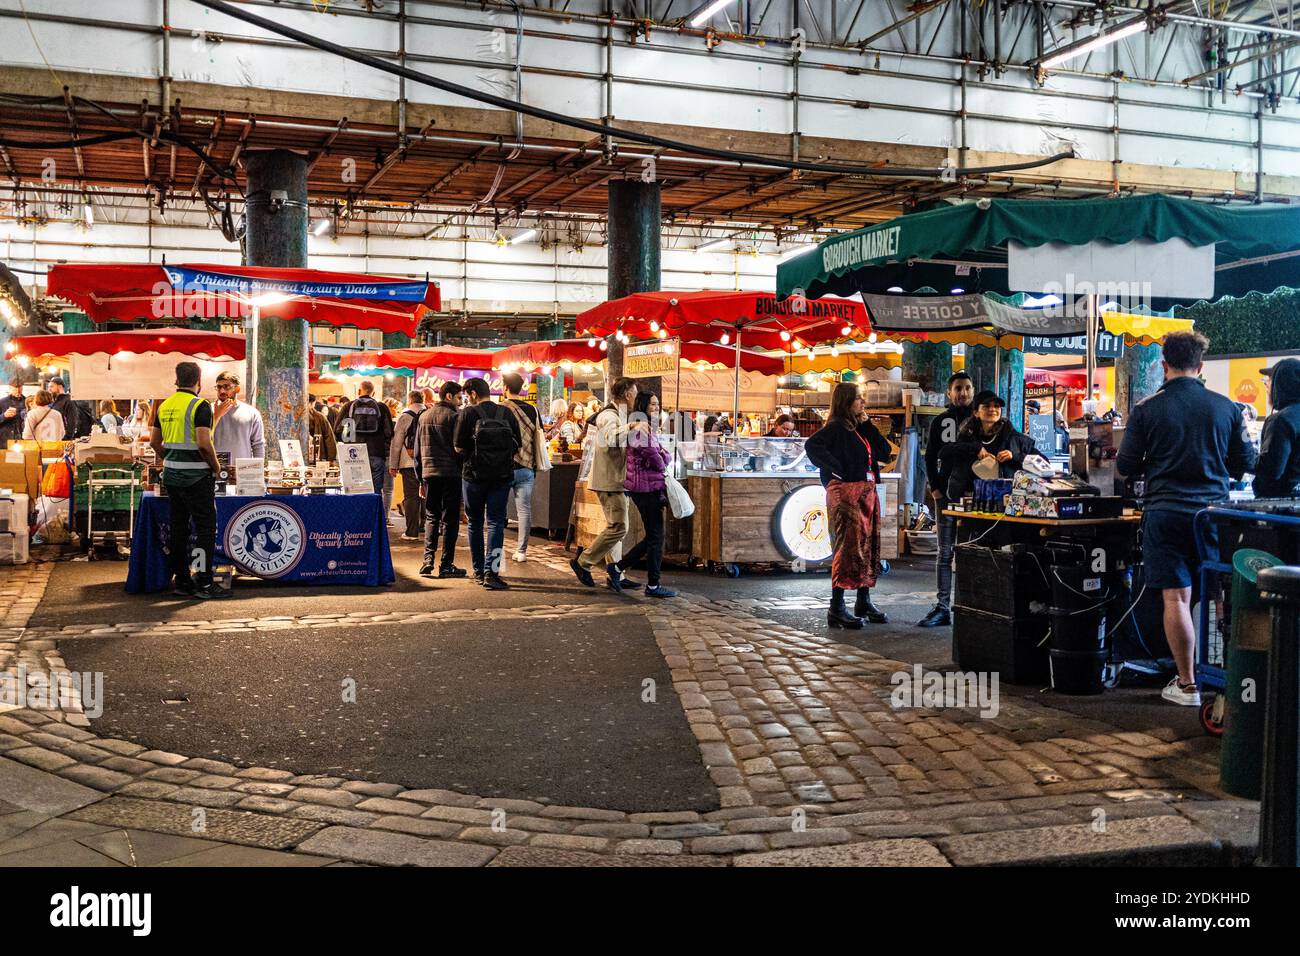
left=951, top=543, right=1051, bottom=684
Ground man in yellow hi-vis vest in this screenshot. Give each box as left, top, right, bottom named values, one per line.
left=149, top=362, right=230, bottom=600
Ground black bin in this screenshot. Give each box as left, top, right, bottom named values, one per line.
left=1047, top=561, right=1111, bottom=695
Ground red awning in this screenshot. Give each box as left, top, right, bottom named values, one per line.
left=575, top=290, right=872, bottom=352
left=338, top=346, right=495, bottom=371
left=491, top=338, right=785, bottom=375
left=46, top=263, right=441, bottom=337
left=11, top=328, right=246, bottom=361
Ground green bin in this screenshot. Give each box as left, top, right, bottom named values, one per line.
left=1220, top=548, right=1281, bottom=799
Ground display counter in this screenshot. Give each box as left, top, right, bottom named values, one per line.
left=685, top=435, right=898, bottom=575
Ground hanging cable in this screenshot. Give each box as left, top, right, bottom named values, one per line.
left=190, top=0, right=1074, bottom=180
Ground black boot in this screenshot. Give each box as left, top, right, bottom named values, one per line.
left=827, top=587, right=863, bottom=629
left=855, top=587, right=888, bottom=624
left=916, top=604, right=951, bottom=628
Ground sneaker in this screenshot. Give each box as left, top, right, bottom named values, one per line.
left=401, top=533, right=421, bottom=541
left=618, top=577, right=642, bottom=591
left=644, top=585, right=677, bottom=598
left=482, top=573, right=510, bottom=591
left=438, top=565, right=468, bottom=579
left=916, top=605, right=951, bottom=628
left=570, top=558, right=595, bottom=587
left=419, top=562, right=436, bottom=577
left=192, top=583, right=233, bottom=601
left=512, top=550, right=527, bottom=562
left=605, top=566, right=626, bottom=594
left=1161, top=677, right=1201, bottom=707
left=171, top=580, right=197, bottom=598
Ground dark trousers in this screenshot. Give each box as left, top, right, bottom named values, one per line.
left=463, top=479, right=509, bottom=577
left=368, top=458, right=387, bottom=504
left=165, top=475, right=216, bottom=588
left=423, top=474, right=462, bottom=569
left=621, top=490, right=666, bottom=587
left=400, top=467, right=424, bottom=536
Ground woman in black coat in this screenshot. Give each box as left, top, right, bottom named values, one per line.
left=805, top=382, right=894, bottom=629
left=940, top=389, right=1037, bottom=502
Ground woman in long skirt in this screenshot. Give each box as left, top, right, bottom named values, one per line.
left=805, top=382, right=893, bottom=629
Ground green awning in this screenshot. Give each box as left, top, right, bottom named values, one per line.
left=776, top=194, right=1300, bottom=304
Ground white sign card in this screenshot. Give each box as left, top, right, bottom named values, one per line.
left=1007, top=238, right=1215, bottom=300
left=278, top=440, right=305, bottom=469
left=338, top=443, right=375, bottom=494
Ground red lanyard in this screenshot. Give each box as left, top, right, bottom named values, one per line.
left=851, top=426, right=875, bottom=473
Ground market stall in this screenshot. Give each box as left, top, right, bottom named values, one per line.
left=778, top=193, right=1300, bottom=694
left=576, top=293, right=895, bottom=573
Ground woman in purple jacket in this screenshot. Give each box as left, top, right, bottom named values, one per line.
left=620, top=390, right=677, bottom=598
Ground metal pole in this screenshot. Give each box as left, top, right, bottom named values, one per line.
left=1258, top=565, right=1300, bottom=866
left=1086, top=294, right=1099, bottom=412
left=733, top=328, right=742, bottom=433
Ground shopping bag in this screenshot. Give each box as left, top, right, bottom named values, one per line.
left=665, top=473, right=694, bottom=519
left=533, top=423, right=552, bottom=472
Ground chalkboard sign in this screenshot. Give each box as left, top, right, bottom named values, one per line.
left=1027, top=413, right=1055, bottom=457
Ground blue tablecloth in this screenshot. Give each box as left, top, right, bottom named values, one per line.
left=126, top=492, right=394, bottom=592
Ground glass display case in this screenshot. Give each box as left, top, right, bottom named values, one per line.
left=685, top=435, right=818, bottom=477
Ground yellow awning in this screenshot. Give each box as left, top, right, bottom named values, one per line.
left=1101, top=311, right=1194, bottom=345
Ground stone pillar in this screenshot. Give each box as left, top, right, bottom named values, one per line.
left=382, top=330, right=411, bottom=403
left=244, top=150, right=310, bottom=459
left=966, top=345, right=1026, bottom=430
left=606, top=180, right=661, bottom=396
left=900, top=340, right=952, bottom=393
left=1116, top=342, right=1162, bottom=419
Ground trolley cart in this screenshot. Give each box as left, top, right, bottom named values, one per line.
left=76, top=462, right=145, bottom=559
left=1193, top=504, right=1300, bottom=736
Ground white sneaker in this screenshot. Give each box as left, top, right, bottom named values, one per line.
left=1161, top=677, right=1201, bottom=707
left=512, top=550, right=527, bottom=562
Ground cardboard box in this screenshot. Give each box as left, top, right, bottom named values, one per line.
left=0, top=445, right=42, bottom=505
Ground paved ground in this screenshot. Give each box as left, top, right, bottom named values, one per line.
left=0, top=530, right=1258, bottom=867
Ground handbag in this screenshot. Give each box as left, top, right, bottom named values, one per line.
left=972, top=454, right=1001, bottom=480
left=533, top=418, right=552, bottom=472
left=665, top=473, right=694, bottom=519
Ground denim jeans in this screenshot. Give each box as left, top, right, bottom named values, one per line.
left=935, top=506, right=958, bottom=609
left=399, top=467, right=424, bottom=537
left=511, top=466, right=535, bottom=553
left=463, top=479, right=510, bottom=577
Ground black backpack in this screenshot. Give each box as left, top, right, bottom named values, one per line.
left=401, top=409, right=420, bottom=453
left=470, top=403, right=517, bottom=482
left=350, top=396, right=382, bottom=435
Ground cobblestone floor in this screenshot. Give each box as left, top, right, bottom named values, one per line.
left=0, top=544, right=1256, bottom=867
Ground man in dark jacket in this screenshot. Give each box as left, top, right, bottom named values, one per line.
left=0, top=379, right=26, bottom=448
left=333, top=380, right=393, bottom=498
left=1253, top=358, right=1300, bottom=499
left=454, top=378, right=521, bottom=591
left=917, top=371, right=974, bottom=628
left=1117, top=330, right=1257, bottom=709
left=46, top=376, right=88, bottom=440
left=418, top=381, right=465, bottom=578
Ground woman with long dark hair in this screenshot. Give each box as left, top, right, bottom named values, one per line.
left=619, top=390, right=677, bottom=598
left=940, top=390, right=1037, bottom=504
left=805, top=382, right=893, bottom=629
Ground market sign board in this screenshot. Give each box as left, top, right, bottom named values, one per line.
left=1024, top=332, right=1123, bottom=358
left=1007, top=238, right=1215, bottom=300
left=625, top=339, right=680, bottom=378
left=861, top=293, right=1085, bottom=335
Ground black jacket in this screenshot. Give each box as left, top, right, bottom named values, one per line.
left=454, top=401, right=522, bottom=486
left=805, top=418, right=893, bottom=487
left=334, top=395, right=393, bottom=460
left=418, top=400, right=461, bottom=479
left=1117, top=376, right=1256, bottom=513
left=1254, top=358, right=1300, bottom=499
left=924, top=403, right=973, bottom=499
left=0, top=393, right=25, bottom=445
left=940, top=418, right=1038, bottom=502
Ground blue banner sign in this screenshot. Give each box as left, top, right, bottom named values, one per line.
left=1024, top=332, right=1123, bottom=357
left=164, top=267, right=429, bottom=302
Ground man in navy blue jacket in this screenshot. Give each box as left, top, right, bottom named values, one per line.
left=1117, top=331, right=1256, bottom=708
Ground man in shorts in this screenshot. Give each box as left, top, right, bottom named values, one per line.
left=1117, top=331, right=1256, bottom=707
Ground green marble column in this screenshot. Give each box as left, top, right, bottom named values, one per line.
left=966, top=344, right=1026, bottom=430
left=1117, top=342, right=1162, bottom=418
left=900, top=340, right=952, bottom=393
left=382, top=330, right=411, bottom=403
left=534, top=319, right=566, bottom=411
left=244, top=150, right=310, bottom=459
left=607, top=181, right=661, bottom=395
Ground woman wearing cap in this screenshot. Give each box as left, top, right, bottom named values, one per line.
left=805, top=382, right=894, bottom=629
left=940, top=389, right=1037, bottom=504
